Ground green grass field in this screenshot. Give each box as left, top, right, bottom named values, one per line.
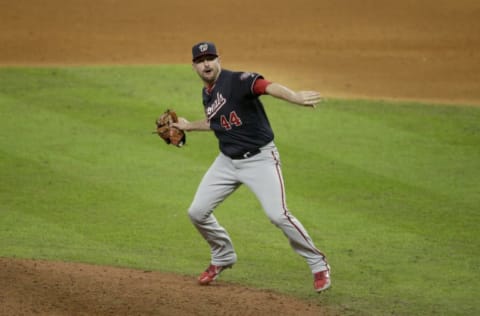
left=1, top=66, right=479, bottom=315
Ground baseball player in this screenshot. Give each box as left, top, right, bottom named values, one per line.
left=173, top=42, right=331, bottom=292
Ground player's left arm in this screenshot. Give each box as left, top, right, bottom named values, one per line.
left=172, top=117, right=211, bottom=131
left=264, top=82, right=322, bottom=108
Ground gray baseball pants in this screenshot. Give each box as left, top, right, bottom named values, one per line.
left=188, top=141, right=328, bottom=273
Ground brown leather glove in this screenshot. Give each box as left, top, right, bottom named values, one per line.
left=155, top=109, right=186, bottom=147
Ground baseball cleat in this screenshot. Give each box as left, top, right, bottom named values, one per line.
left=313, top=267, right=331, bottom=293
left=198, top=264, right=232, bottom=285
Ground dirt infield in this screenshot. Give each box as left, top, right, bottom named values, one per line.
left=1, top=0, right=479, bottom=315
left=0, top=258, right=337, bottom=316
left=2, top=0, right=480, bottom=105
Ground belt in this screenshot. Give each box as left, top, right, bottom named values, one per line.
left=229, top=148, right=261, bottom=160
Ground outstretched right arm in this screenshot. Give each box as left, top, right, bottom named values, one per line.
left=265, top=82, right=322, bottom=108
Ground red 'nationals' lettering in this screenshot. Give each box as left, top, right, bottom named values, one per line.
left=220, top=111, right=243, bottom=130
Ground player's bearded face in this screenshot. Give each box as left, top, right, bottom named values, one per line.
left=193, top=56, right=221, bottom=84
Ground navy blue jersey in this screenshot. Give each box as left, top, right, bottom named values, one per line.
left=202, top=69, right=274, bottom=157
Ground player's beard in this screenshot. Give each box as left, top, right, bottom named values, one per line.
left=201, top=65, right=220, bottom=85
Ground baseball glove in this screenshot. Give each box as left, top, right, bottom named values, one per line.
left=155, top=109, right=186, bottom=147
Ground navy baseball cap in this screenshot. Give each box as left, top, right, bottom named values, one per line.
left=192, top=42, right=218, bottom=62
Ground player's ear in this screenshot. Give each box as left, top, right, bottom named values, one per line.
left=192, top=62, right=198, bottom=71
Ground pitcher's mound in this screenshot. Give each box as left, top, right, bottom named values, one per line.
left=1, top=258, right=337, bottom=316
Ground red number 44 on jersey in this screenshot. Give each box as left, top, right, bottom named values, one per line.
left=220, top=111, right=243, bottom=130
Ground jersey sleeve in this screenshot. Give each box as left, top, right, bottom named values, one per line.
left=236, top=72, right=264, bottom=97
left=252, top=78, right=272, bottom=95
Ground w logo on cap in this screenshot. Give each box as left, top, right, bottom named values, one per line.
left=199, top=44, right=209, bottom=52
